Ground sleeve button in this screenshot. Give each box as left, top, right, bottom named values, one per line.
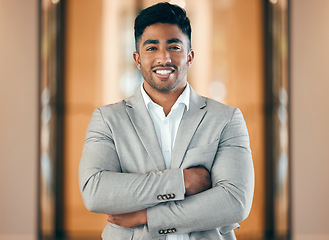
left=171, top=228, right=176, bottom=233
left=157, top=195, right=162, bottom=200
left=170, top=193, right=175, bottom=198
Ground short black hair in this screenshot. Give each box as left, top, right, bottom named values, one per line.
left=134, top=2, right=191, bottom=51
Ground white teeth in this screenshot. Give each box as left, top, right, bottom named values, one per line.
left=155, top=70, right=172, bottom=75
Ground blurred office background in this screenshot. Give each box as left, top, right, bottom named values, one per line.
left=0, top=0, right=328, bottom=239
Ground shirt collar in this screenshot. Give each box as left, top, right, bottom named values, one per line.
left=141, top=82, right=190, bottom=111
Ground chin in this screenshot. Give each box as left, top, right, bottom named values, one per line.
left=153, top=85, right=174, bottom=92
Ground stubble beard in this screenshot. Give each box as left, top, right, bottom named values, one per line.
left=141, top=61, right=189, bottom=93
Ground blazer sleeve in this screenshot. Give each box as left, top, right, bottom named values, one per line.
left=79, top=108, right=185, bottom=214
left=146, top=108, right=255, bottom=238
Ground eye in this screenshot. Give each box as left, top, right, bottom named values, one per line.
left=169, top=45, right=181, bottom=50
left=146, top=46, right=157, bottom=51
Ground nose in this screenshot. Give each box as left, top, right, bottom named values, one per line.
left=156, top=48, right=171, bottom=65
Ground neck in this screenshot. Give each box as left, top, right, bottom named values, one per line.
left=143, top=82, right=187, bottom=116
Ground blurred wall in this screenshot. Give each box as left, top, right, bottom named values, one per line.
left=0, top=0, right=38, bottom=239
left=291, top=0, right=329, bottom=240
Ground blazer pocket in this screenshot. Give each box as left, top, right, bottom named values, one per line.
left=101, top=223, right=134, bottom=240
left=181, top=139, right=219, bottom=171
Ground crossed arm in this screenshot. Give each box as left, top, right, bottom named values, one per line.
left=106, top=167, right=211, bottom=228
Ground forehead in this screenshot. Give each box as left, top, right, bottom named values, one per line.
left=140, top=23, right=188, bottom=44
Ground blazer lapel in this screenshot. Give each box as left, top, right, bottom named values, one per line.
left=171, top=86, right=207, bottom=169
left=125, top=88, right=166, bottom=171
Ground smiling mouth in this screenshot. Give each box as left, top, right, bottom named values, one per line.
left=152, top=67, right=176, bottom=79
left=154, top=69, right=174, bottom=75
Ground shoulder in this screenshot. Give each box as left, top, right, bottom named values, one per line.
left=95, top=100, right=127, bottom=120
left=189, top=85, right=237, bottom=119
left=199, top=96, right=241, bottom=123
left=99, top=100, right=126, bottom=112
left=204, top=99, right=247, bottom=134
left=205, top=97, right=235, bottom=114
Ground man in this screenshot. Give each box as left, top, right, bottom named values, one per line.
left=79, top=2, right=254, bottom=240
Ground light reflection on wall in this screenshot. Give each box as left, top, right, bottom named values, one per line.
left=266, top=0, right=290, bottom=237
left=41, top=88, right=52, bottom=193
left=102, top=0, right=142, bottom=104
left=277, top=88, right=289, bottom=194
left=39, top=0, right=62, bottom=238
left=40, top=87, right=55, bottom=236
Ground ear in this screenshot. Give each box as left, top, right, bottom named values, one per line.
left=187, top=49, right=194, bottom=67
left=133, top=51, right=141, bottom=70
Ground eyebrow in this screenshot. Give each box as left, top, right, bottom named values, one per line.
left=143, top=39, right=159, bottom=46
left=167, top=38, right=183, bottom=44
left=142, top=38, right=183, bottom=46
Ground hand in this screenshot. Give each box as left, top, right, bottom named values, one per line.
left=183, top=166, right=211, bottom=196
left=107, top=209, right=147, bottom=228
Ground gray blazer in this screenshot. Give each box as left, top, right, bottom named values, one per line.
left=79, top=86, right=254, bottom=240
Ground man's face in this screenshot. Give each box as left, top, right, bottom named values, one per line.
left=133, top=23, right=194, bottom=93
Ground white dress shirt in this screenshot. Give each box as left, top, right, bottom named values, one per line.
left=141, top=83, right=190, bottom=240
